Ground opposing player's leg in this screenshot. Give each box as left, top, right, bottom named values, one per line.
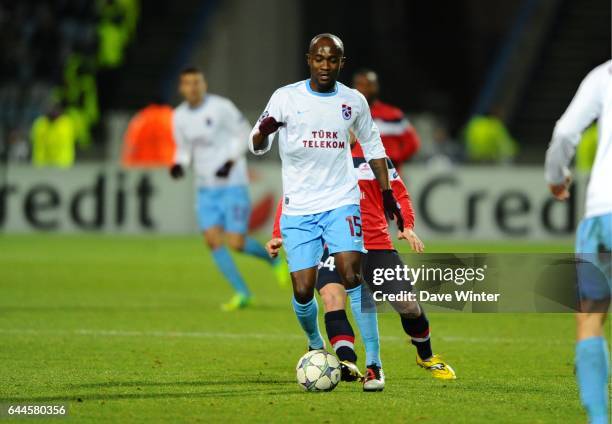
left=197, top=188, right=252, bottom=311
left=318, top=242, right=383, bottom=390
left=574, top=214, right=611, bottom=424
left=323, top=204, right=368, bottom=381
left=362, top=249, right=456, bottom=380
left=281, top=213, right=325, bottom=351
left=223, top=186, right=290, bottom=287
left=317, top=248, right=384, bottom=390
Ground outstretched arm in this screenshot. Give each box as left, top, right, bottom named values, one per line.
left=545, top=63, right=606, bottom=199
left=249, top=90, right=286, bottom=155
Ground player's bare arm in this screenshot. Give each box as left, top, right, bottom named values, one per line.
left=368, top=158, right=391, bottom=190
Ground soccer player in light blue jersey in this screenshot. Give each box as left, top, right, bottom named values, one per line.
left=170, top=67, right=288, bottom=311
left=545, top=60, right=612, bottom=424
left=249, top=34, right=404, bottom=382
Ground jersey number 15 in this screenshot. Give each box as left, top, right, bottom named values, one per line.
left=346, top=216, right=362, bottom=237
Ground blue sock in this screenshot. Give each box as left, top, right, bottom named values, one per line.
left=292, top=297, right=324, bottom=349
left=347, top=285, right=382, bottom=367
left=243, top=237, right=275, bottom=264
left=576, top=336, right=609, bottom=423
left=211, top=247, right=250, bottom=297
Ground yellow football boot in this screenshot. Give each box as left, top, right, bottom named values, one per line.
left=221, top=294, right=253, bottom=311
left=416, top=354, right=457, bottom=380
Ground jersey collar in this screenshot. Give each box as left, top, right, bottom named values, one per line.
left=305, top=79, right=338, bottom=97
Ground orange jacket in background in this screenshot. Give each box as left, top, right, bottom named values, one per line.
left=122, top=104, right=175, bottom=167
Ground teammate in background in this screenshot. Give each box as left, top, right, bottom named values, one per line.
left=352, top=69, right=420, bottom=169
left=545, top=60, right=612, bottom=424
left=267, top=139, right=456, bottom=391
left=249, top=34, right=404, bottom=382
left=170, top=67, right=288, bottom=312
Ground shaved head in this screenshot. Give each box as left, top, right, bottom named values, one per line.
left=306, top=33, right=346, bottom=93
left=309, top=33, right=344, bottom=56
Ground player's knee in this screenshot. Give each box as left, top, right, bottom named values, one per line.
left=576, top=312, right=606, bottom=339
left=204, top=236, right=223, bottom=250
left=293, top=284, right=315, bottom=305
left=294, top=290, right=314, bottom=305
left=320, top=287, right=345, bottom=312
left=399, top=309, right=420, bottom=320
left=341, top=269, right=362, bottom=290
left=226, top=236, right=245, bottom=251
left=397, top=301, right=421, bottom=318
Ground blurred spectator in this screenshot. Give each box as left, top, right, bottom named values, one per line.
left=464, top=106, right=518, bottom=163
left=97, top=0, right=139, bottom=68
left=61, top=54, right=100, bottom=127
left=427, top=125, right=464, bottom=168
left=6, top=129, right=30, bottom=163
left=576, top=123, right=597, bottom=172
left=352, top=69, right=420, bottom=170
left=62, top=99, right=92, bottom=148
left=121, top=99, right=175, bottom=167
left=0, top=0, right=139, bottom=161
left=31, top=103, right=77, bottom=168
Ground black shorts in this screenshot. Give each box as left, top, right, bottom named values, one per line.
left=361, top=249, right=408, bottom=292
left=316, top=248, right=407, bottom=292
left=316, top=247, right=341, bottom=291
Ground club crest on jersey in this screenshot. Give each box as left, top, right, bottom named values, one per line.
left=358, top=162, right=370, bottom=172
left=341, top=104, right=352, bottom=120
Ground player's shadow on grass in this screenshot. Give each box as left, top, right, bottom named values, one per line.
left=3, top=379, right=301, bottom=403
left=0, top=389, right=305, bottom=404
left=69, top=378, right=295, bottom=389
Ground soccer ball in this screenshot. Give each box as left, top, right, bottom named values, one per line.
left=296, top=350, right=341, bottom=392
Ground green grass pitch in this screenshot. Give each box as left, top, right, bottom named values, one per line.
left=0, top=235, right=602, bottom=423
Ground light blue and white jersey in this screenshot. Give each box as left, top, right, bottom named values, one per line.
left=173, top=94, right=250, bottom=188
left=249, top=80, right=386, bottom=216
left=546, top=60, right=612, bottom=219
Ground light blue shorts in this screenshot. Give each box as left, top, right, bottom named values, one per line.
left=280, top=204, right=364, bottom=273
left=196, top=186, right=250, bottom=234
left=575, top=213, right=612, bottom=300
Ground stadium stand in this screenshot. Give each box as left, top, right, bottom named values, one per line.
left=0, top=0, right=139, bottom=165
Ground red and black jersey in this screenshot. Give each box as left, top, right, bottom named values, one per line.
left=370, top=100, right=420, bottom=166
left=272, top=142, right=415, bottom=251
